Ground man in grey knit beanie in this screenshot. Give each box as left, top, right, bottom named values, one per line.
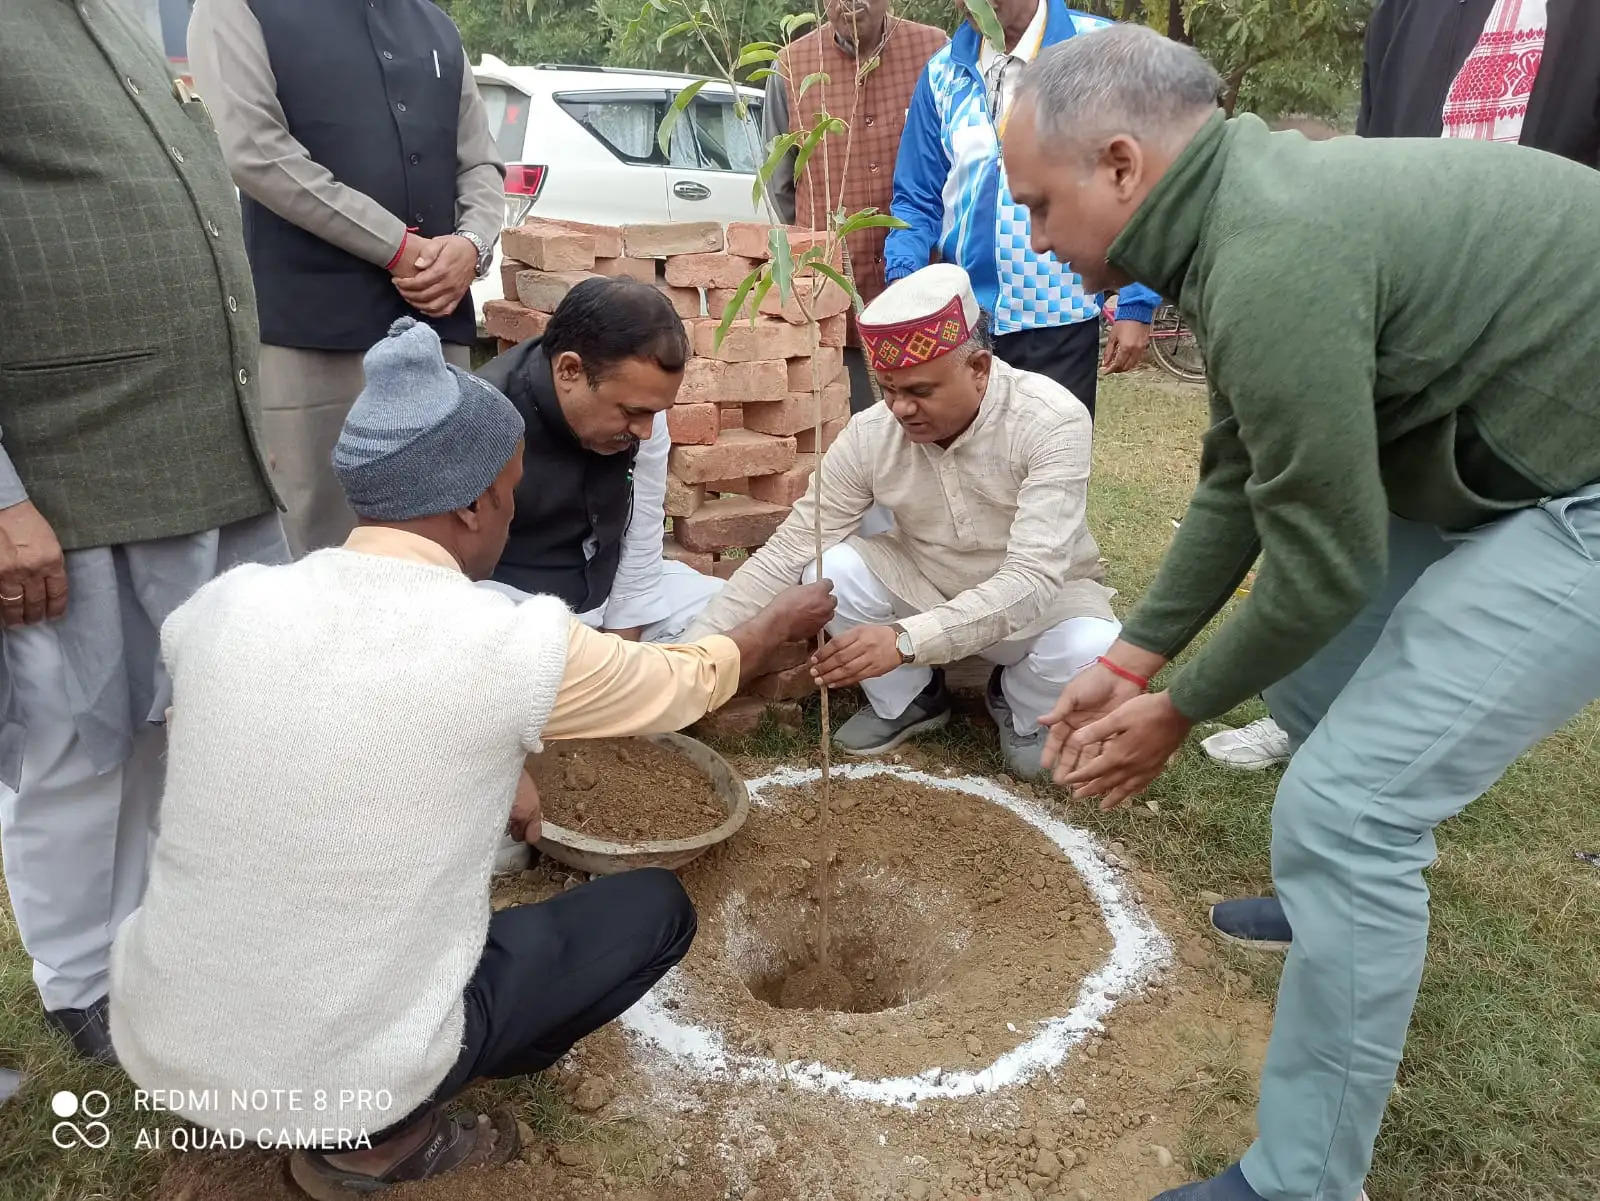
left=334, top=317, right=525, bottom=521
left=111, top=317, right=835, bottom=1195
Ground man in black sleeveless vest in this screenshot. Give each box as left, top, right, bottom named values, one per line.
left=188, top=0, right=505, bottom=555
left=477, top=279, right=723, bottom=640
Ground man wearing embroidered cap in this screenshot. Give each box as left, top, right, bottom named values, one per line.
left=110, top=318, right=834, bottom=1194
left=688, top=264, right=1120, bottom=777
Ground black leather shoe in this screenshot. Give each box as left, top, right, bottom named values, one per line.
left=44, top=996, right=117, bottom=1065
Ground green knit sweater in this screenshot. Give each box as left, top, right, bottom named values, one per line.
left=1112, top=112, right=1600, bottom=721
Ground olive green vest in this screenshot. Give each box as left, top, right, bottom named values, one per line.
left=0, top=0, right=276, bottom=549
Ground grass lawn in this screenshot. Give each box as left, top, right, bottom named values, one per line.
left=1, top=373, right=1596, bottom=1200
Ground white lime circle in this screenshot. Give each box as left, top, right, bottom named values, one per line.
left=50, top=1090, right=78, bottom=1118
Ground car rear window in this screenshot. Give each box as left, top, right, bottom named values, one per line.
left=477, top=82, right=531, bottom=160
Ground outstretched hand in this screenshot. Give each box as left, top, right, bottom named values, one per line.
left=1051, top=691, right=1192, bottom=810
left=1038, top=660, right=1147, bottom=779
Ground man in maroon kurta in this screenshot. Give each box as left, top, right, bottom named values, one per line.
left=763, top=0, right=947, bottom=411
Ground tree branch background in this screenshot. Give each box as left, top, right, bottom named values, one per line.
left=441, top=0, right=1371, bottom=126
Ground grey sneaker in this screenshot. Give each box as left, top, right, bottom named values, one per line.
left=832, top=671, right=950, bottom=755
left=984, top=668, right=1047, bottom=781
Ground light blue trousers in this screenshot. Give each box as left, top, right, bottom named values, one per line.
left=1242, top=483, right=1600, bottom=1201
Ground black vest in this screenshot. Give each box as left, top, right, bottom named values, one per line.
left=479, top=341, right=637, bottom=612
left=244, top=0, right=476, bottom=350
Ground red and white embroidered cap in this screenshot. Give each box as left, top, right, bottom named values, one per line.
left=858, top=264, right=981, bottom=374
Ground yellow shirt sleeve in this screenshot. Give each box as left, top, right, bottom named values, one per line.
left=540, top=619, right=742, bottom=741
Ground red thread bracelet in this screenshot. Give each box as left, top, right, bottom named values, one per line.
left=1096, top=656, right=1150, bottom=690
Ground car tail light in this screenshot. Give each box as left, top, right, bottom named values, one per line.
left=504, top=164, right=547, bottom=227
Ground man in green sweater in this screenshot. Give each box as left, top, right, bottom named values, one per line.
left=1003, top=24, right=1600, bottom=1201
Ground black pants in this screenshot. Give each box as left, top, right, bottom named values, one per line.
left=379, top=868, right=696, bottom=1140
left=844, top=344, right=876, bottom=414
left=992, top=320, right=1100, bottom=420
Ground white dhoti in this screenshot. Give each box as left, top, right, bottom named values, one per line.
left=804, top=543, right=1120, bottom=733
left=0, top=625, right=164, bottom=1010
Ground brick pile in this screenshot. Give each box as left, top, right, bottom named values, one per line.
left=484, top=218, right=853, bottom=703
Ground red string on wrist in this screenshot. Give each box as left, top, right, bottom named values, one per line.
left=1096, top=656, right=1150, bottom=691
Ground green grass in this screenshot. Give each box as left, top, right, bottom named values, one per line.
left=2, top=373, right=1596, bottom=1199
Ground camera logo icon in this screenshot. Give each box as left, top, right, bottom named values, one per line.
left=50, top=1089, right=112, bottom=1149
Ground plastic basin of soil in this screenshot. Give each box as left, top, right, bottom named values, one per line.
left=535, top=731, right=749, bottom=875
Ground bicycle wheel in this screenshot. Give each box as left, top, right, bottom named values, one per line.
left=1148, top=305, right=1206, bottom=383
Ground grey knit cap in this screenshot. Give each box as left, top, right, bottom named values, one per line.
left=333, top=318, right=525, bottom=520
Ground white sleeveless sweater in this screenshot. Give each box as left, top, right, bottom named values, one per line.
left=109, top=549, right=571, bottom=1141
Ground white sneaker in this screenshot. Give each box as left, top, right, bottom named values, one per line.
left=1200, top=717, right=1291, bottom=770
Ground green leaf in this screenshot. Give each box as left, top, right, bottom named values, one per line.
left=657, top=78, right=710, bottom=155
left=749, top=272, right=776, bottom=320
left=657, top=18, right=699, bottom=52
left=807, top=261, right=856, bottom=305
left=648, top=0, right=670, bottom=11
left=856, top=54, right=882, bottom=84
left=713, top=267, right=764, bottom=347
left=781, top=11, right=819, bottom=37
left=836, top=211, right=909, bottom=237
left=791, top=116, right=845, bottom=182
left=746, top=67, right=776, bottom=83
left=962, top=0, right=1006, bottom=49
left=735, top=45, right=780, bottom=68
left=798, top=70, right=830, bottom=98
left=768, top=226, right=794, bottom=300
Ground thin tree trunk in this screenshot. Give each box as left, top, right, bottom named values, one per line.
left=1166, top=0, right=1190, bottom=43
left=1221, top=62, right=1249, bottom=115
left=1123, top=0, right=1146, bottom=23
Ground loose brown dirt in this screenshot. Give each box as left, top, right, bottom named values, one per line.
left=153, top=768, right=1275, bottom=1201
left=532, top=738, right=727, bottom=842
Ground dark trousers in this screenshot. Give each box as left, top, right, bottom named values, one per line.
left=378, top=868, right=696, bottom=1140
left=992, top=320, right=1100, bottom=420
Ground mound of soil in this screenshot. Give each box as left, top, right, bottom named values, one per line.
left=532, top=738, right=727, bottom=843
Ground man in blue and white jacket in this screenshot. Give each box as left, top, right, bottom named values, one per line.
left=887, top=0, right=1161, bottom=418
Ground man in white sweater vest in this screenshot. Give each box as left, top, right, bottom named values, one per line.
left=108, top=318, right=834, bottom=1195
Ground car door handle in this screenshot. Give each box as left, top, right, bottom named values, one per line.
left=673, top=181, right=711, bottom=201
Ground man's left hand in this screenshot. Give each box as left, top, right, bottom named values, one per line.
left=1056, top=690, right=1192, bottom=810
left=809, top=624, right=902, bottom=688
left=1101, top=319, right=1151, bottom=374
left=508, top=769, right=542, bottom=844
left=393, top=235, right=478, bottom=318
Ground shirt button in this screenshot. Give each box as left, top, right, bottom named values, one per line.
left=238, top=368, right=249, bottom=386
left=125, top=76, right=141, bottom=96
left=383, top=50, right=394, bottom=60
left=206, top=219, right=221, bottom=237
left=414, top=212, right=425, bottom=223
left=865, top=115, right=875, bottom=126
left=869, top=162, right=879, bottom=172
left=395, top=101, right=407, bottom=112
left=409, top=153, right=420, bottom=165
left=169, top=145, right=185, bottom=163
left=226, top=296, right=239, bottom=313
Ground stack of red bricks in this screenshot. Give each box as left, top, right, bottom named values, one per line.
left=483, top=218, right=854, bottom=704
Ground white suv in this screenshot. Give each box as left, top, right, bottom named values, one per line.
left=471, top=58, right=769, bottom=321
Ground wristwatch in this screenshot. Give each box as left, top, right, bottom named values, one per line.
left=891, top=623, right=915, bottom=664
left=455, top=229, right=493, bottom=279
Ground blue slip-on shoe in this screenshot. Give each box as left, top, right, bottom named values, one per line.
left=1152, top=1163, right=1267, bottom=1201
left=1209, top=896, right=1293, bottom=952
